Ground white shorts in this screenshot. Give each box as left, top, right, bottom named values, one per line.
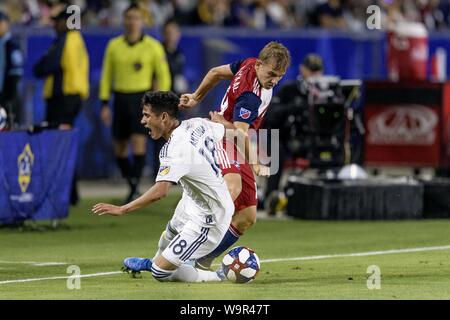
left=162, top=219, right=229, bottom=267
left=162, top=194, right=232, bottom=267
left=169, top=193, right=232, bottom=233
left=169, top=193, right=190, bottom=234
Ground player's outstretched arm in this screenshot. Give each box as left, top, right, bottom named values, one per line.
left=179, top=65, right=234, bottom=110
left=92, top=181, right=172, bottom=216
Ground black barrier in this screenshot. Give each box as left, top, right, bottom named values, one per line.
left=420, top=178, right=450, bottom=218
left=285, top=176, right=424, bottom=220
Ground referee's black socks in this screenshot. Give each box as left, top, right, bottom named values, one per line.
left=128, top=155, right=146, bottom=200
left=131, top=155, right=146, bottom=183
left=115, top=157, right=131, bottom=183
left=116, top=155, right=146, bottom=203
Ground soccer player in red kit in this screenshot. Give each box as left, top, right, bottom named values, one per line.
left=179, top=41, right=291, bottom=270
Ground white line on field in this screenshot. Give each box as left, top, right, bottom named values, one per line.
left=1, top=244, right=449, bottom=285
left=0, top=271, right=122, bottom=285
left=258, top=244, right=450, bottom=263
left=0, top=261, right=68, bottom=267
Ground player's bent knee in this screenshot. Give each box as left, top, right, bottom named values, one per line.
left=232, top=219, right=253, bottom=234
left=233, top=208, right=257, bottom=233
left=240, top=216, right=256, bottom=228
left=247, top=213, right=257, bottom=227
left=151, top=264, right=175, bottom=282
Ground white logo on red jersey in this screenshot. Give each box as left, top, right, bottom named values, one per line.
left=239, top=108, right=252, bottom=119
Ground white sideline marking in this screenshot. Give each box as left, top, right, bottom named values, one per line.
left=259, top=244, right=450, bottom=263
left=1, top=244, right=450, bottom=285
left=0, top=261, right=68, bottom=267
left=0, top=271, right=122, bottom=285
left=31, top=262, right=68, bottom=267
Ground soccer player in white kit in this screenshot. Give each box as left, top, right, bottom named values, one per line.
left=92, top=91, right=234, bottom=282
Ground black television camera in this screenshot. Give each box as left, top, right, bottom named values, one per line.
left=286, top=76, right=362, bottom=169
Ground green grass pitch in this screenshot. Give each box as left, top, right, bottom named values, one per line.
left=1, top=192, right=449, bottom=300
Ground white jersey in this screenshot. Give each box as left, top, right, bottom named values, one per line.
left=156, top=118, right=234, bottom=227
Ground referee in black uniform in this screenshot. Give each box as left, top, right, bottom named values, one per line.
left=99, top=3, right=171, bottom=203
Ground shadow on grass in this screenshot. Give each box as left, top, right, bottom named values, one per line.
left=0, top=220, right=121, bottom=233
left=0, top=197, right=126, bottom=233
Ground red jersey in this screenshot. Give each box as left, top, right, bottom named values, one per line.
left=218, top=58, right=273, bottom=130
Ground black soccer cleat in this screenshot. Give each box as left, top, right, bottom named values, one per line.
left=121, top=266, right=142, bottom=278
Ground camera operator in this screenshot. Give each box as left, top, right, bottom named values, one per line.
left=263, top=54, right=324, bottom=213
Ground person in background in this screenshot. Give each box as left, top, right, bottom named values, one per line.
left=263, top=53, right=324, bottom=215
left=0, top=10, right=23, bottom=128
left=162, top=18, right=187, bottom=95
left=99, top=3, right=171, bottom=203
left=315, top=0, right=347, bottom=29
left=33, top=5, right=90, bottom=205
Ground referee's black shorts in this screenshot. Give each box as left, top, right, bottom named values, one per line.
left=112, top=91, right=147, bottom=140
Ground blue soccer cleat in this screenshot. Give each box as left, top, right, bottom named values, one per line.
left=215, top=265, right=227, bottom=281
left=122, top=257, right=152, bottom=278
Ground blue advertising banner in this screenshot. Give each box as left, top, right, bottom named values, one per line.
left=0, top=129, right=78, bottom=223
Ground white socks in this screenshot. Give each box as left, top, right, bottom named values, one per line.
left=160, top=264, right=222, bottom=283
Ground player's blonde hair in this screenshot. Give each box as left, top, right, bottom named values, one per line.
left=258, top=41, right=291, bottom=73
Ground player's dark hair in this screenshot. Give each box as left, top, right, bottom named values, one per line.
left=141, top=91, right=179, bottom=118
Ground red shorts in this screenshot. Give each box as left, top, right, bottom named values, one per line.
left=215, top=139, right=257, bottom=212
